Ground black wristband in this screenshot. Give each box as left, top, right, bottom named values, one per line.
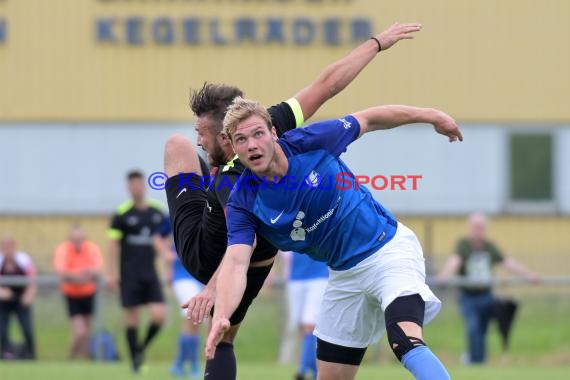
left=370, top=36, right=382, bottom=53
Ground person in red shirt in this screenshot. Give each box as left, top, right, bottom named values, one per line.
left=54, top=224, right=103, bottom=359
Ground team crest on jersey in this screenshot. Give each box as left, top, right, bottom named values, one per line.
left=152, top=213, right=163, bottom=224
left=304, top=170, right=321, bottom=188
left=126, top=216, right=139, bottom=226
left=339, top=118, right=352, bottom=129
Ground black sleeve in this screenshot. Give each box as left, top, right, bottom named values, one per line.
left=151, top=209, right=167, bottom=236
left=268, top=102, right=297, bottom=137
left=110, top=213, right=122, bottom=231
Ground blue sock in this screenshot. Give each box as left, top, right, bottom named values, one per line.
left=402, top=346, right=451, bottom=380
left=299, top=333, right=317, bottom=377
left=174, top=334, right=188, bottom=368
left=185, top=334, right=200, bottom=374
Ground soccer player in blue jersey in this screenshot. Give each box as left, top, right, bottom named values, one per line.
left=206, top=97, right=463, bottom=380
left=281, top=251, right=328, bottom=380
left=164, top=22, right=423, bottom=380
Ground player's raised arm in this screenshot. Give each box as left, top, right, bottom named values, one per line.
left=206, top=243, right=253, bottom=359
left=353, top=105, right=463, bottom=142
left=292, top=22, right=422, bottom=122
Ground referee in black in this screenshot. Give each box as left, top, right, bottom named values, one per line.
left=107, top=170, right=169, bottom=373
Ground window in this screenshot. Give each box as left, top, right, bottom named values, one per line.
left=508, top=132, right=553, bottom=212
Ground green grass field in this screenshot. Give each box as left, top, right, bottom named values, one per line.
left=2, top=362, right=570, bottom=380
left=1, top=286, right=569, bottom=379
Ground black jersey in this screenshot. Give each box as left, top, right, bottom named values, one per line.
left=108, top=199, right=166, bottom=279
left=193, top=101, right=301, bottom=279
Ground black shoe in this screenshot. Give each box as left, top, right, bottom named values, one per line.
left=294, top=373, right=306, bottom=380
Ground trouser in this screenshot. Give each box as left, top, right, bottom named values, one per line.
left=0, top=300, right=36, bottom=359
left=459, top=290, right=494, bottom=363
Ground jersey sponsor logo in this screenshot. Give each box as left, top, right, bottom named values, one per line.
left=289, top=197, right=341, bottom=241
left=290, top=211, right=306, bottom=241
left=270, top=209, right=285, bottom=224
left=125, top=226, right=153, bottom=246
left=176, top=187, right=187, bottom=199
left=339, top=118, right=352, bottom=130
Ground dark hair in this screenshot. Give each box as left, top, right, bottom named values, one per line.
left=190, top=82, right=244, bottom=132
left=126, top=170, right=144, bottom=181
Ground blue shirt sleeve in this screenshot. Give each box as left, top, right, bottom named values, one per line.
left=226, top=188, right=258, bottom=247
left=280, top=115, right=360, bottom=157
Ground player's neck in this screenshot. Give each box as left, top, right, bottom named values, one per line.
left=254, top=143, right=288, bottom=182
left=132, top=198, right=147, bottom=210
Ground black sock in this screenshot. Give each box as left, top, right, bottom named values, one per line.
left=141, top=323, right=162, bottom=352
left=126, top=327, right=138, bottom=360
left=204, top=342, right=237, bottom=380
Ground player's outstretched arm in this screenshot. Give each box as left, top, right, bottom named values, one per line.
left=293, top=22, right=422, bottom=121
left=205, top=243, right=253, bottom=360
left=353, top=105, right=464, bottom=142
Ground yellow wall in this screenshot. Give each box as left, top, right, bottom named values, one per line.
left=1, top=0, right=569, bottom=122
left=1, top=215, right=569, bottom=276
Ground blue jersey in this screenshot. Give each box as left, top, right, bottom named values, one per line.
left=226, top=115, right=398, bottom=271
left=289, top=252, right=328, bottom=281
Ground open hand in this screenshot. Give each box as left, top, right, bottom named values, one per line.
left=205, top=317, right=231, bottom=360
left=182, top=286, right=215, bottom=325
left=377, top=22, right=422, bottom=51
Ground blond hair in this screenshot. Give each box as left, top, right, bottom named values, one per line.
left=222, top=97, right=272, bottom=141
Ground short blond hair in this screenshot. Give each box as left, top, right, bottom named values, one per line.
left=223, top=97, right=272, bottom=141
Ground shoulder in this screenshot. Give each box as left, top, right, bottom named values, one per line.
left=85, top=241, right=101, bottom=253
left=147, top=199, right=165, bottom=213
left=455, top=238, right=470, bottom=252
left=228, top=170, right=258, bottom=207
left=114, top=200, right=134, bottom=216
left=268, top=99, right=303, bottom=126
left=55, top=242, right=70, bottom=255
left=219, top=155, right=245, bottom=176
left=15, top=252, right=34, bottom=266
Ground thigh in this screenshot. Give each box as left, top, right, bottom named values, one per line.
left=286, top=281, right=305, bottom=327
left=314, top=270, right=382, bottom=348
left=370, top=223, right=441, bottom=326
left=142, top=275, right=165, bottom=305
left=301, top=279, right=328, bottom=326
left=120, top=278, right=145, bottom=308
left=16, top=305, right=32, bottom=329
left=165, top=174, right=208, bottom=282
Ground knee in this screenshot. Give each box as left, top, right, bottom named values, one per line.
left=165, top=134, right=193, bottom=154
left=385, top=294, right=426, bottom=362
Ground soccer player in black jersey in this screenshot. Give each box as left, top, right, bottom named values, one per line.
left=107, top=170, right=169, bottom=373
left=164, top=22, right=422, bottom=380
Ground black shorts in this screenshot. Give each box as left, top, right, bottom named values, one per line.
left=211, top=263, right=273, bottom=326
left=65, top=294, right=95, bottom=317
left=120, top=276, right=164, bottom=308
